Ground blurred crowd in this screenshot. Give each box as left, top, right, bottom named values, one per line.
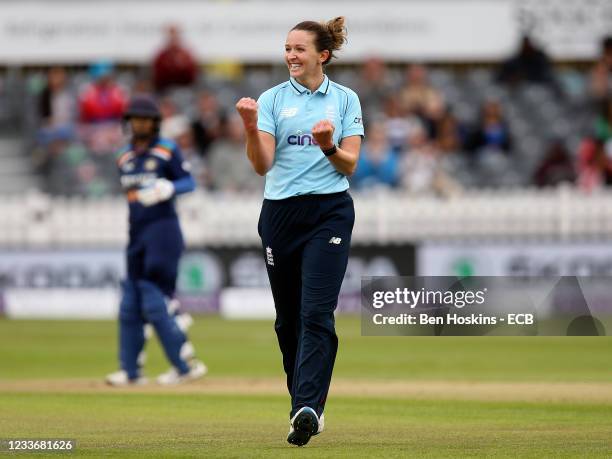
left=26, top=26, right=612, bottom=198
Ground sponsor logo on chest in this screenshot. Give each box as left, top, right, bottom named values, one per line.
left=288, top=130, right=319, bottom=146
left=120, top=173, right=157, bottom=190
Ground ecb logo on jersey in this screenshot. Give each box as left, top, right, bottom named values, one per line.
left=121, top=161, right=135, bottom=172
left=144, top=158, right=158, bottom=171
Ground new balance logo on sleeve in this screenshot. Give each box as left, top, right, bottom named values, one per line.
left=329, top=237, right=342, bottom=245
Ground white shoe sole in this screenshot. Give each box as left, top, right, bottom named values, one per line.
left=105, top=374, right=148, bottom=387
left=157, top=361, right=207, bottom=385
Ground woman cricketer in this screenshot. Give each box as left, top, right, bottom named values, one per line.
left=236, top=17, right=364, bottom=446
left=106, top=94, right=206, bottom=386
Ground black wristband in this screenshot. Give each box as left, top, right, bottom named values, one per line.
left=321, top=144, right=337, bottom=157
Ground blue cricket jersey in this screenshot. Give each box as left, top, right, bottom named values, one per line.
left=257, top=75, right=364, bottom=200
left=116, top=137, right=193, bottom=228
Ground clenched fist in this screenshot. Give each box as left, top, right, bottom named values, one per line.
left=312, top=120, right=335, bottom=150
left=235, top=97, right=259, bottom=131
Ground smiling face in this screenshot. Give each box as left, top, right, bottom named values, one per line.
left=285, top=29, right=328, bottom=81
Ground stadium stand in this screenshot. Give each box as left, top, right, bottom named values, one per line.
left=0, top=27, right=610, bottom=246
left=5, top=60, right=603, bottom=200
left=2, top=187, right=612, bottom=247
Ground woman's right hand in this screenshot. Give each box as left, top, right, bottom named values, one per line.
left=235, top=98, right=259, bottom=132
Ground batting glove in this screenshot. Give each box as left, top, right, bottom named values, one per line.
left=136, top=178, right=175, bottom=207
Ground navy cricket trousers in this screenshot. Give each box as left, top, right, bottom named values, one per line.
left=258, top=191, right=355, bottom=418
left=127, top=217, right=184, bottom=297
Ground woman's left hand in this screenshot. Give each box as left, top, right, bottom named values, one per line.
left=312, top=120, right=335, bottom=150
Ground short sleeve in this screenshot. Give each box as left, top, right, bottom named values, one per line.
left=257, top=90, right=276, bottom=136
left=341, top=91, right=365, bottom=139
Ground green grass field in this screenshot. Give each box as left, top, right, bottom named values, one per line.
left=1, top=316, right=611, bottom=458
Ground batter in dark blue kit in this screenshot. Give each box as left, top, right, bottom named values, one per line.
left=106, top=95, right=206, bottom=386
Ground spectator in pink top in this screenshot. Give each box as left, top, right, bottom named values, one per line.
left=79, top=61, right=128, bottom=123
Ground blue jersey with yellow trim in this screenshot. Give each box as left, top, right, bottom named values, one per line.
left=116, top=137, right=192, bottom=228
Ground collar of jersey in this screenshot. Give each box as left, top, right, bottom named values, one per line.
left=130, top=136, right=160, bottom=154
left=289, top=75, right=330, bottom=96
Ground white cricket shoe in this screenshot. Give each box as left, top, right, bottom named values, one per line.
left=313, top=413, right=324, bottom=436
left=105, top=370, right=148, bottom=387
left=290, top=411, right=324, bottom=435
left=156, top=360, right=207, bottom=385
left=287, top=407, right=321, bottom=446
left=289, top=413, right=324, bottom=436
